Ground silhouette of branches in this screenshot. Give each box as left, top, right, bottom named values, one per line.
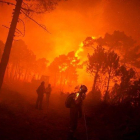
left=0, top=0, right=51, bottom=34
left=2, top=25, right=24, bottom=37
left=0, top=0, right=16, bottom=6
left=18, top=18, right=25, bottom=37
left=0, top=0, right=45, bottom=14
left=21, top=9, right=51, bottom=33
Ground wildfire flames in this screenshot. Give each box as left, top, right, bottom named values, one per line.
left=75, top=42, right=84, bottom=59
left=0, top=0, right=139, bottom=94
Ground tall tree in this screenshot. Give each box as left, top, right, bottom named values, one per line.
left=83, top=31, right=140, bottom=68
left=93, top=31, right=140, bottom=67
left=0, top=40, right=4, bottom=60
left=0, top=0, right=23, bottom=90
left=104, top=51, right=119, bottom=101
left=0, top=0, right=64, bottom=90
left=113, top=65, right=135, bottom=103
left=87, top=45, right=106, bottom=92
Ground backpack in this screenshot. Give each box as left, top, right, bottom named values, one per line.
left=65, top=93, right=75, bottom=108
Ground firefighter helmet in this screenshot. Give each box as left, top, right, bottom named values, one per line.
left=80, top=85, right=87, bottom=93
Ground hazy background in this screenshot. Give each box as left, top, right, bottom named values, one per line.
left=1, top=0, right=140, bottom=61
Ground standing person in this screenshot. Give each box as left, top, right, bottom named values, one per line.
left=36, top=81, right=46, bottom=110
left=45, top=84, right=52, bottom=107
left=65, top=85, right=88, bottom=139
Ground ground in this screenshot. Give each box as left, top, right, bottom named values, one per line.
left=0, top=88, right=140, bottom=140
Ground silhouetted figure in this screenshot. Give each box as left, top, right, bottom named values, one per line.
left=36, top=81, right=46, bottom=110
left=65, top=85, right=88, bottom=139
left=45, top=84, right=52, bottom=107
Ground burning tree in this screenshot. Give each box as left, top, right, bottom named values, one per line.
left=83, top=31, right=140, bottom=99
left=92, top=31, right=140, bottom=68
left=48, top=51, right=80, bottom=91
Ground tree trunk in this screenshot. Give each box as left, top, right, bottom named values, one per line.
left=24, top=69, right=28, bottom=81
left=54, top=72, right=57, bottom=87
left=10, top=64, right=15, bottom=79
left=13, top=64, right=18, bottom=80
left=0, top=0, right=23, bottom=90
left=104, top=67, right=112, bottom=101
left=92, top=69, right=99, bottom=92
left=106, top=67, right=112, bottom=93
left=60, top=72, right=63, bottom=88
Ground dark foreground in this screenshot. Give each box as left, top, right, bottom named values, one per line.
left=0, top=89, right=140, bottom=140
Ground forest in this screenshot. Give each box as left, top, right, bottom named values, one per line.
left=0, top=0, right=140, bottom=140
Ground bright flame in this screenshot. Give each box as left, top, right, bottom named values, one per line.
left=75, top=42, right=84, bottom=58
left=92, top=36, right=96, bottom=39
left=72, top=59, right=76, bottom=63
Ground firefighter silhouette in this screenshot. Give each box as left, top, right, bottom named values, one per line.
left=36, top=81, right=46, bottom=110
left=65, top=85, right=88, bottom=139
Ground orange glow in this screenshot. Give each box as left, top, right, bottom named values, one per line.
left=91, top=36, right=96, bottom=40
left=59, top=65, right=68, bottom=72
left=75, top=42, right=84, bottom=59
left=0, top=0, right=139, bottom=94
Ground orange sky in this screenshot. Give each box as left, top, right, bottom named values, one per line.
left=1, top=0, right=140, bottom=61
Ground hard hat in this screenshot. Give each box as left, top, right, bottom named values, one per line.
left=80, top=85, right=88, bottom=93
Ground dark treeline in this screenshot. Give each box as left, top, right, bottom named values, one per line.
left=84, top=31, right=140, bottom=106
left=83, top=31, right=140, bottom=140
left=0, top=39, right=80, bottom=92
left=0, top=40, right=48, bottom=82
